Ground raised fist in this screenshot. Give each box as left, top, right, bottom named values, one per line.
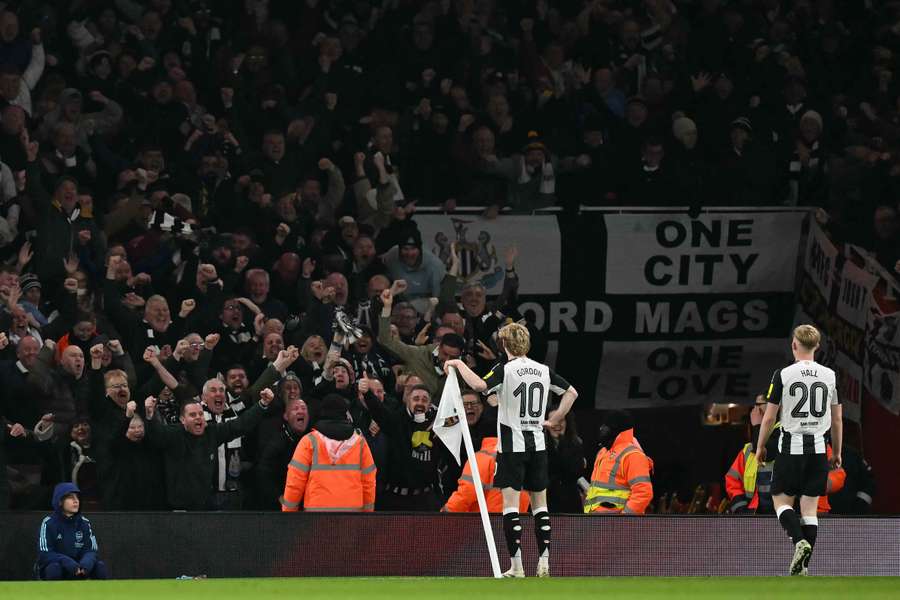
left=204, top=333, right=221, bottom=350
left=198, top=263, right=218, bottom=282
left=259, top=387, right=274, bottom=406
left=143, top=346, right=159, bottom=363
left=107, top=339, right=124, bottom=355
left=180, top=299, right=197, bottom=317
left=390, top=279, right=408, bottom=296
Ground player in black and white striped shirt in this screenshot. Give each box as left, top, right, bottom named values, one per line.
left=756, top=325, right=843, bottom=576
left=447, top=323, right=578, bottom=579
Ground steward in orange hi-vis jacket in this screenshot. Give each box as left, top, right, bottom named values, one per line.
left=281, top=394, right=376, bottom=512
left=584, top=411, right=653, bottom=515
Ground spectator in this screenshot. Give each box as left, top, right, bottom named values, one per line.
left=359, top=377, right=442, bottom=511
left=256, top=395, right=310, bottom=510
left=621, top=136, right=675, bottom=205
left=202, top=348, right=287, bottom=508
left=457, top=248, right=519, bottom=373
left=142, top=364, right=281, bottom=510
left=377, top=287, right=464, bottom=397
left=245, top=268, right=288, bottom=322
left=29, top=343, right=87, bottom=437
left=344, top=328, right=396, bottom=394
left=545, top=406, right=587, bottom=514
left=382, top=230, right=445, bottom=304
left=26, top=152, right=106, bottom=286
left=100, top=401, right=165, bottom=511
left=476, top=132, right=591, bottom=214
left=669, top=117, right=712, bottom=215
left=718, top=117, right=777, bottom=206
left=0, top=335, right=42, bottom=430
left=48, top=416, right=98, bottom=504
left=36, top=483, right=107, bottom=580
left=390, top=300, right=420, bottom=344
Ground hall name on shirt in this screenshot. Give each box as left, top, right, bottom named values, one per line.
left=801, top=369, right=818, bottom=377
left=517, top=367, right=542, bottom=377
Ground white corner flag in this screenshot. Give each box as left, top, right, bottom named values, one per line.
left=434, top=367, right=502, bottom=579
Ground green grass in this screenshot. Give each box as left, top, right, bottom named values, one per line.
left=1, top=577, right=898, bottom=599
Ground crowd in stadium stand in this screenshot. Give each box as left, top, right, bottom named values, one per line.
left=0, top=0, right=896, bottom=513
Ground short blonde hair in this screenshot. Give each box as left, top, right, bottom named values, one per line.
left=498, top=322, right=530, bottom=357
left=793, top=324, right=821, bottom=351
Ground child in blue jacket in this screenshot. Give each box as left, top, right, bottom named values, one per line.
left=36, top=482, right=108, bottom=580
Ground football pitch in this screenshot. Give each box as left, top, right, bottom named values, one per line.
left=0, top=576, right=897, bottom=599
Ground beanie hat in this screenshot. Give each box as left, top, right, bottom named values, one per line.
left=730, top=117, right=753, bottom=134
left=603, top=410, right=635, bottom=436
left=318, top=394, right=350, bottom=422
left=333, top=358, right=356, bottom=382
left=800, top=110, right=823, bottom=131
left=279, top=371, right=303, bottom=392
left=19, top=273, right=41, bottom=294
left=399, top=228, right=423, bottom=249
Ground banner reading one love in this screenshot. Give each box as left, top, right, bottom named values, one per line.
left=591, top=210, right=807, bottom=408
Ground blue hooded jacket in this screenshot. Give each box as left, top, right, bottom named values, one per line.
left=37, top=483, right=99, bottom=571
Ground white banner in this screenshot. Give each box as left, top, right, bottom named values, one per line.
left=604, top=212, right=806, bottom=294
left=805, top=220, right=839, bottom=300
left=415, top=215, right=561, bottom=295
left=594, top=338, right=788, bottom=409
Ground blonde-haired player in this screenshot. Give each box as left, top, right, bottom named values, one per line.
left=757, top=324, right=842, bottom=576
left=446, top=322, right=578, bottom=578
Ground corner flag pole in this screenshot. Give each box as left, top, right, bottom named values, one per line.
left=450, top=368, right=503, bottom=578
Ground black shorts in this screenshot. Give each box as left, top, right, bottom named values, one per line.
left=494, top=450, right=549, bottom=492
left=771, top=453, right=829, bottom=498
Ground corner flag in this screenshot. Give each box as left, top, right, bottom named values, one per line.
left=433, top=367, right=464, bottom=465
left=434, top=367, right=502, bottom=578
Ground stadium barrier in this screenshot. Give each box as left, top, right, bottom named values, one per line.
left=2, top=512, right=898, bottom=579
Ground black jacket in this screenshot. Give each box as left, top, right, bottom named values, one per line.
left=255, top=420, right=306, bottom=510
left=146, top=401, right=270, bottom=510
left=101, top=414, right=166, bottom=510
left=546, top=433, right=587, bottom=514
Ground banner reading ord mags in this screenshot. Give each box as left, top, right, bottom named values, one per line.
left=796, top=220, right=900, bottom=420
left=416, top=209, right=806, bottom=409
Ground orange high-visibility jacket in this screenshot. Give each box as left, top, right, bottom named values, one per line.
left=280, top=429, right=376, bottom=512
left=725, top=442, right=845, bottom=513
left=443, top=437, right=530, bottom=513
left=584, top=428, right=653, bottom=514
